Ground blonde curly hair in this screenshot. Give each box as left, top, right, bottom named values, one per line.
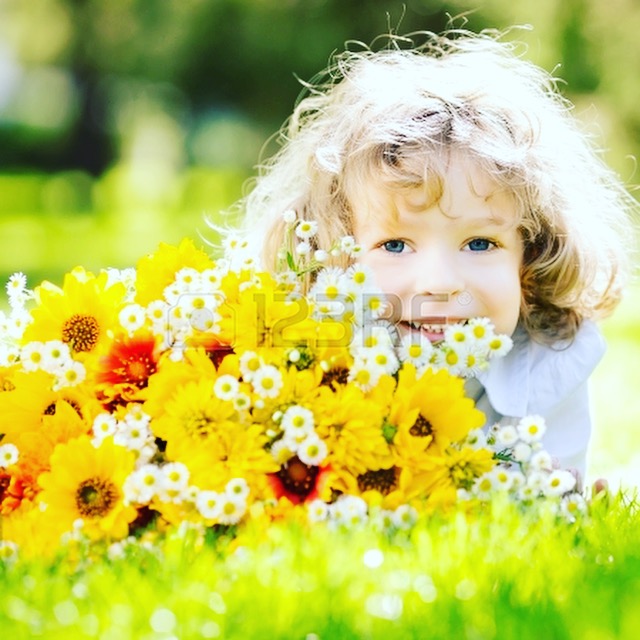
left=237, top=29, right=637, bottom=344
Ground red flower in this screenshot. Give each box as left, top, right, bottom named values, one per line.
left=96, top=332, right=160, bottom=403
left=268, top=456, right=333, bottom=505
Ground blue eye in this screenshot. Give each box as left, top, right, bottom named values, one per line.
left=467, top=238, right=494, bottom=251
left=382, top=240, right=406, bottom=253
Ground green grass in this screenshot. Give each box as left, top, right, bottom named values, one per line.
left=2, top=493, right=640, bottom=639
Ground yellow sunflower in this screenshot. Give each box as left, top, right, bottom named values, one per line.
left=312, top=384, right=393, bottom=476
left=38, top=436, right=137, bottom=541
left=135, top=238, right=214, bottom=305
left=391, top=364, right=485, bottom=450
left=328, top=463, right=430, bottom=510
left=0, top=370, right=96, bottom=458
left=22, top=267, right=126, bottom=359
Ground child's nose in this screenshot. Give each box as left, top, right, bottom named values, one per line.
left=411, top=251, right=465, bottom=298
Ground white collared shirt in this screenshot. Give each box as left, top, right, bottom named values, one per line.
left=465, top=320, right=606, bottom=478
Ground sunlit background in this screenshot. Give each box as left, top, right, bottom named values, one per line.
left=1, top=0, right=639, bottom=485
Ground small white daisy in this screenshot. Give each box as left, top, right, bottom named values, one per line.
left=487, top=334, right=513, bottom=358
left=307, top=499, right=329, bottom=522
left=543, top=470, right=576, bottom=497
left=119, top=304, right=146, bottom=333
left=297, top=434, right=328, bottom=466
left=517, top=415, right=547, bottom=443
left=251, top=365, right=284, bottom=399
left=225, top=478, right=250, bottom=501
left=281, top=405, right=315, bottom=436
left=195, top=490, right=222, bottom=520
left=0, top=443, right=19, bottom=468
left=213, top=374, right=240, bottom=401
left=216, top=494, right=247, bottom=525
left=238, top=351, right=263, bottom=382
left=295, top=219, right=318, bottom=240
left=20, top=342, right=45, bottom=372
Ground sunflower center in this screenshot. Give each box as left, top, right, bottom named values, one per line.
left=357, top=467, right=398, bottom=495
left=43, top=403, right=57, bottom=416
left=75, top=477, right=118, bottom=517
left=62, top=314, right=100, bottom=352
left=320, top=367, right=350, bottom=388
left=410, top=414, right=433, bottom=437
left=277, top=456, right=319, bottom=498
left=42, top=399, right=84, bottom=418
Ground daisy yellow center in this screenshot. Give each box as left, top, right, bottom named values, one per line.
left=62, top=314, right=100, bottom=352
left=410, top=414, right=433, bottom=437
left=184, top=411, right=215, bottom=438
left=75, top=477, right=119, bottom=517
left=357, top=467, right=398, bottom=495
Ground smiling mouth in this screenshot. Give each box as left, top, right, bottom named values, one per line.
left=399, top=317, right=466, bottom=341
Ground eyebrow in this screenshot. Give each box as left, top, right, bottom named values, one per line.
left=462, top=215, right=510, bottom=228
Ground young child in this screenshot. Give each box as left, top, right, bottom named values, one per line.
left=234, top=29, right=637, bottom=481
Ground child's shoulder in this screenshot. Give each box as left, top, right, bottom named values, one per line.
left=478, top=320, right=606, bottom=416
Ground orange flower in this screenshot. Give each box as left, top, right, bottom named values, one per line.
left=95, top=331, right=160, bottom=404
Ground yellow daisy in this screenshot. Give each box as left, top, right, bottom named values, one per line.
left=135, top=238, right=214, bottom=305
left=22, top=267, right=126, bottom=359
left=38, top=436, right=137, bottom=540
left=151, top=378, right=238, bottom=451
left=170, top=421, right=279, bottom=500
left=312, top=384, right=393, bottom=476
left=143, top=347, right=221, bottom=417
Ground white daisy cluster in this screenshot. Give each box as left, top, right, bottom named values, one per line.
left=194, top=478, right=250, bottom=525
left=116, top=264, right=231, bottom=355
left=464, top=416, right=586, bottom=520
left=18, top=340, right=86, bottom=389
left=238, top=351, right=286, bottom=404
left=123, top=464, right=249, bottom=527
left=270, top=404, right=328, bottom=466
left=92, top=407, right=157, bottom=464
left=276, top=209, right=362, bottom=286
left=310, top=263, right=386, bottom=327
left=307, top=496, right=418, bottom=532
left=0, top=272, right=33, bottom=366
left=221, top=234, right=260, bottom=272
left=418, top=318, right=513, bottom=378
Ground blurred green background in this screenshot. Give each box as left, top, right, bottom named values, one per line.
left=0, top=0, right=638, bottom=485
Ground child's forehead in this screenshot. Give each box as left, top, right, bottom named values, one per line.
left=350, top=158, right=518, bottom=227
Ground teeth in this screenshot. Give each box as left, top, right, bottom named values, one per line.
left=409, top=322, right=445, bottom=332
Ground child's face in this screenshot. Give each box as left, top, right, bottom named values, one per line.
left=352, top=159, right=523, bottom=342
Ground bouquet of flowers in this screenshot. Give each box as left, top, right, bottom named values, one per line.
left=0, top=224, right=581, bottom=561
